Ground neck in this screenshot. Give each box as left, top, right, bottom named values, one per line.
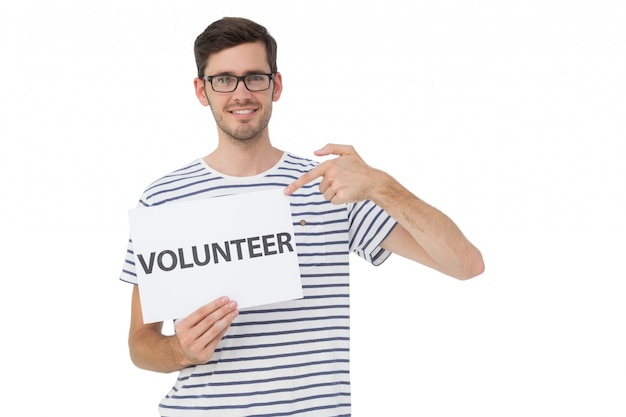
left=204, top=136, right=283, bottom=177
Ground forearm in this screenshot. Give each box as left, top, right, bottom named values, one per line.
left=129, top=326, right=192, bottom=374
left=371, top=170, right=484, bottom=279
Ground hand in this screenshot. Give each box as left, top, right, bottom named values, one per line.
left=174, top=297, right=239, bottom=366
left=284, top=144, right=380, bottom=204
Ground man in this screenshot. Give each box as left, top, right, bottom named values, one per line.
left=121, top=17, right=484, bottom=416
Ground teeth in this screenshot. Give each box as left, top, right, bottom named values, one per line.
left=232, top=109, right=254, bottom=115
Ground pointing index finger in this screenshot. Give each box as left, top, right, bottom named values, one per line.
left=284, top=164, right=325, bottom=195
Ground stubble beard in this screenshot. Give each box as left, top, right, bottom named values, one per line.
left=212, top=100, right=273, bottom=146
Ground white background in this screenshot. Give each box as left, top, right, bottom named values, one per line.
left=1, top=1, right=624, bottom=415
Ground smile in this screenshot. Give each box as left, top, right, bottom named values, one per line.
left=230, top=109, right=256, bottom=115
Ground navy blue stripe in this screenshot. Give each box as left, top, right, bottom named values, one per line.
left=361, top=215, right=393, bottom=252
left=187, top=358, right=349, bottom=378
left=215, top=337, right=350, bottom=355
left=146, top=175, right=222, bottom=199
left=288, top=191, right=324, bottom=200
left=296, top=240, right=348, bottom=247
left=162, top=392, right=350, bottom=412
left=224, top=326, right=349, bottom=341
left=230, top=315, right=348, bottom=328
left=292, top=207, right=344, bottom=217
left=207, top=348, right=349, bottom=366
left=300, top=273, right=350, bottom=279
left=294, top=230, right=345, bottom=237
left=349, top=203, right=376, bottom=249
left=146, top=169, right=212, bottom=192
left=149, top=183, right=288, bottom=206
left=247, top=404, right=351, bottom=417
left=237, top=304, right=349, bottom=315
left=357, top=206, right=384, bottom=247
left=299, top=262, right=350, bottom=268
left=171, top=381, right=349, bottom=400
left=301, top=284, right=348, bottom=289
left=177, top=369, right=348, bottom=385
left=266, top=173, right=300, bottom=180
left=246, top=403, right=351, bottom=417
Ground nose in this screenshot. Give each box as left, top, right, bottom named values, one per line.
left=231, top=78, right=253, bottom=99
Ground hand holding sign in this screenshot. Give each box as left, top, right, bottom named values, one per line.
left=174, top=296, right=239, bottom=367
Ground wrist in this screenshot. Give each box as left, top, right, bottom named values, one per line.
left=369, top=170, right=405, bottom=206
left=169, top=335, right=195, bottom=370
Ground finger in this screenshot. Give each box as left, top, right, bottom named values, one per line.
left=198, top=299, right=238, bottom=332
left=323, top=189, right=336, bottom=202
left=182, top=298, right=237, bottom=349
left=177, top=296, right=230, bottom=333
left=314, top=143, right=355, bottom=158
left=198, top=306, right=239, bottom=348
left=176, top=299, right=238, bottom=362
left=205, top=326, right=231, bottom=351
left=318, top=177, right=330, bottom=194
left=204, top=299, right=238, bottom=328
left=284, top=164, right=326, bottom=195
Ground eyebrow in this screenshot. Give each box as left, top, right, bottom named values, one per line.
left=207, top=70, right=271, bottom=76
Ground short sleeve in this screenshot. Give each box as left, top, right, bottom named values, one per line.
left=347, top=200, right=397, bottom=266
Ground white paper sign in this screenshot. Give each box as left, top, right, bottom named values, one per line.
left=128, top=189, right=303, bottom=323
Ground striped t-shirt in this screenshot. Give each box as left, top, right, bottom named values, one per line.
left=120, top=152, right=397, bottom=416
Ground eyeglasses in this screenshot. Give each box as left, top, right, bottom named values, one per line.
left=202, top=73, right=274, bottom=93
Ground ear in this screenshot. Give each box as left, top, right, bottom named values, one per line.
left=272, top=72, right=283, bottom=102
left=194, top=78, right=210, bottom=106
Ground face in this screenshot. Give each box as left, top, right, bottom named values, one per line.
left=194, top=42, right=282, bottom=144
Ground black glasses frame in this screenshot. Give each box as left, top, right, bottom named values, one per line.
left=202, top=73, right=275, bottom=92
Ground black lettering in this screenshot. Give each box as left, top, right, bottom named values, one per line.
left=247, top=236, right=263, bottom=258
left=137, top=252, right=156, bottom=274
left=178, top=248, right=194, bottom=269
left=192, top=244, right=211, bottom=266
left=276, top=232, right=294, bottom=253
left=230, top=238, right=246, bottom=260
left=142, top=232, right=297, bottom=273
left=262, top=234, right=277, bottom=256
left=212, top=242, right=231, bottom=263
left=157, top=250, right=177, bottom=271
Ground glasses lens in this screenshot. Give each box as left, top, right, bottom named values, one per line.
left=211, top=76, right=237, bottom=92
left=244, top=74, right=270, bottom=91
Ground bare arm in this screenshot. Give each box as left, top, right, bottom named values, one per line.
left=128, top=285, right=239, bottom=373
left=284, top=144, right=484, bottom=280
left=372, top=172, right=484, bottom=279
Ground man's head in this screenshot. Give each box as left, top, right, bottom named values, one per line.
left=193, top=17, right=283, bottom=145
left=194, top=17, right=278, bottom=79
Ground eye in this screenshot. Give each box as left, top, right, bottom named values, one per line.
left=247, top=74, right=265, bottom=82
left=214, top=76, right=235, bottom=85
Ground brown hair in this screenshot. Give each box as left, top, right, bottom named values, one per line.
left=194, top=17, right=278, bottom=78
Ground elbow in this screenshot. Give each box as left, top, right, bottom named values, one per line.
left=453, top=249, right=485, bottom=281
left=128, top=336, right=145, bottom=370
left=128, top=329, right=155, bottom=372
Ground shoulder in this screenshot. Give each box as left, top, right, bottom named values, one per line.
left=282, top=152, right=319, bottom=172
left=137, top=159, right=214, bottom=207
left=147, top=159, right=207, bottom=186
